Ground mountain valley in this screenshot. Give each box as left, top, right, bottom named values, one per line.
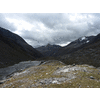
left=0, top=27, right=100, bottom=88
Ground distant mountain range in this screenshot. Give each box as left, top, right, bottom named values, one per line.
left=0, top=27, right=43, bottom=68
left=36, top=33, right=100, bottom=67
left=53, top=35, right=96, bottom=56
left=36, top=35, right=96, bottom=57
left=60, top=33, right=100, bottom=67
left=0, top=26, right=100, bottom=68
left=36, top=44, right=61, bottom=57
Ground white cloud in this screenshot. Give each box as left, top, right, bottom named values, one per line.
left=58, top=42, right=71, bottom=47
left=0, top=13, right=100, bottom=47
left=6, top=18, right=34, bottom=31
left=0, top=14, right=16, bottom=31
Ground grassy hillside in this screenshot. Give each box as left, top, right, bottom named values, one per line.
left=0, top=60, right=100, bottom=88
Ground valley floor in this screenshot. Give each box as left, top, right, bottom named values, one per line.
left=0, top=60, right=100, bottom=88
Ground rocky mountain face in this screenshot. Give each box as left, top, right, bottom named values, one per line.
left=36, top=33, right=100, bottom=67
left=53, top=35, right=96, bottom=56
left=36, top=44, right=61, bottom=57
left=36, top=35, right=97, bottom=57
left=0, top=27, right=43, bottom=68
left=60, top=33, right=100, bottom=67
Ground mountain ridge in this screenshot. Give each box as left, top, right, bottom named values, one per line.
left=0, top=27, right=43, bottom=68
left=36, top=34, right=97, bottom=57
left=36, top=33, right=100, bottom=67
left=36, top=44, right=61, bottom=57
left=53, top=35, right=96, bottom=56
left=59, top=33, right=100, bottom=67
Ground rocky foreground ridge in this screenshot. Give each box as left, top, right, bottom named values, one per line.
left=0, top=60, right=100, bottom=88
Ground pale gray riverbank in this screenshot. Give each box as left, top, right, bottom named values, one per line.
left=0, top=61, right=41, bottom=82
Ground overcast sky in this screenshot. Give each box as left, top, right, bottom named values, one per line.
left=0, top=13, right=100, bottom=47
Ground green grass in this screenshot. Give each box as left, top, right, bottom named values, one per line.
left=47, top=66, right=100, bottom=88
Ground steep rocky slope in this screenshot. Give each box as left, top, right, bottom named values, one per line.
left=36, top=34, right=99, bottom=59
left=0, top=27, right=43, bottom=68
left=53, top=35, right=95, bottom=56
left=60, top=33, right=100, bottom=67
left=36, top=33, right=100, bottom=68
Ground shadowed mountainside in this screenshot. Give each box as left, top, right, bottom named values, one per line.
left=59, top=33, right=100, bottom=67
left=0, top=27, right=43, bottom=68
left=53, top=35, right=95, bottom=56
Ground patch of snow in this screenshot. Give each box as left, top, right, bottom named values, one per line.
left=80, top=36, right=87, bottom=41
left=86, top=40, right=89, bottom=43
left=81, top=37, right=86, bottom=40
